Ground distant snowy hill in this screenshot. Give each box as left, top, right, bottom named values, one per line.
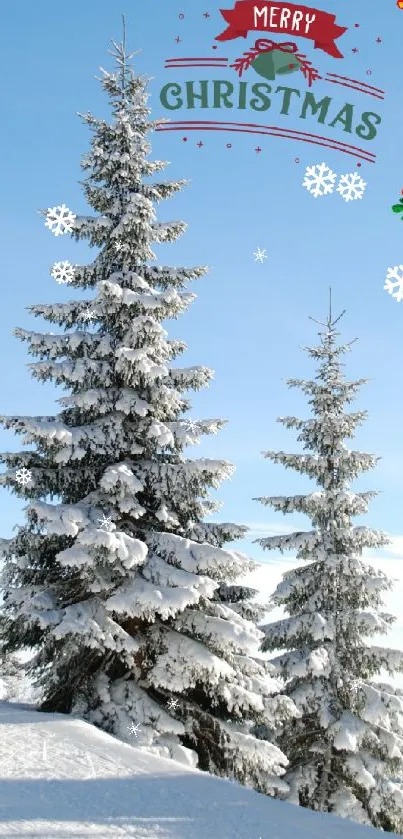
left=0, top=701, right=398, bottom=839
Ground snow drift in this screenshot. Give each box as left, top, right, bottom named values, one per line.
left=0, top=701, right=398, bottom=838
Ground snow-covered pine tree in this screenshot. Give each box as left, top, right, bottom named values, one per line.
left=254, top=303, right=403, bottom=831
left=0, top=30, right=296, bottom=794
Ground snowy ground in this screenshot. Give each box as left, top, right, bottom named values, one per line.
left=1, top=554, right=402, bottom=837
left=0, top=701, right=398, bottom=839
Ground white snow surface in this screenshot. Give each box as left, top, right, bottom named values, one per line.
left=0, top=701, right=397, bottom=839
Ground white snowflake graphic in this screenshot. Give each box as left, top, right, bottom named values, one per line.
left=127, top=722, right=141, bottom=737
left=51, top=261, right=75, bottom=285
left=253, top=248, right=268, bottom=263
left=336, top=172, right=367, bottom=202
left=98, top=514, right=115, bottom=532
left=384, top=265, right=403, bottom=302
left=15, top=467, right=33, bottom=487
left=167, top=698, right=179, bottom=711
left=81, top=307, right=96, bottom=322
left=302, top=162, right=337, bottom=198
left=45, top=204, right=76, bottom=236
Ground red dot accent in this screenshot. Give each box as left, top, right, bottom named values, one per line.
left=212, top=45, right=218, bottom=49
left=357, top=163, right=361, bottom=167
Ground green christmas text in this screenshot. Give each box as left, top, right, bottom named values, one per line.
left=159, top=80, right=382, bottom=141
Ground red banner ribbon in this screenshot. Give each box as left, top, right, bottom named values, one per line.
left=215, top=1, right=347, bottom=59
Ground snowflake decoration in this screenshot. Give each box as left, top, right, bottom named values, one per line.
left=336, top=172, right=367, bottom=202
left=167, top=698, right=179, bottom=711
left=302, top=162, right=337, bottom=198
left=384, top=265, right=403, bottom=302
left=45, top=204, right=76, bottom=236
left=15, top=467, right=33, bottom=487
left=127, top=722, right=141, bottom=737
left=253, top=248, right=268, bottom=263
left=98, top=514, right=115, bottom=532
left=81, top=308, right=96, bottom=322
left=51, top=261, right=75, bottom=285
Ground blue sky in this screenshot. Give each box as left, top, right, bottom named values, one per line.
left=0, top=0, right=402, bottom=567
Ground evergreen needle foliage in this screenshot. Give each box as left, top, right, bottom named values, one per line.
left=255, top=305, right=403, bottom=831
left=0, top=31, right=296, bottom=795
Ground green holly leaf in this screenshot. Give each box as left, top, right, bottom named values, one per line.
left=391, top=204, right=403, bottom=214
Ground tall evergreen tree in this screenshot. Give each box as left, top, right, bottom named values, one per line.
left=254, top=303, right=403, bottom=830
left=0, top=31, right=295, bottom=794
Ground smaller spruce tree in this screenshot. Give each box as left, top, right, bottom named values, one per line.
left=254, top=303, right=403, bottom=831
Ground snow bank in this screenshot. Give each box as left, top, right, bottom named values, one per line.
left=0, top=701, right=397, bottom=838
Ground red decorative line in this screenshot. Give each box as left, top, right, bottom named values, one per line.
left=157, top=120, right=376, bottom=156
left=156, top=121, right=376, bottom=162
left=164, top=62, right=230, bottom=68
left=163, top=63, right=384, bottom=92
left=325, top=78, right=384, bottom=100
left=165, top=57, right=229, bottom=62
left=325, top=73, right=384, bottom=94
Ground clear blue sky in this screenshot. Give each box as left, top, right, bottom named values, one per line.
left=0, top=0, right=402, bottom=562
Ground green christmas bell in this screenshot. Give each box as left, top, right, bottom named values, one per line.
left=251, top=48, right=302, bottom=81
